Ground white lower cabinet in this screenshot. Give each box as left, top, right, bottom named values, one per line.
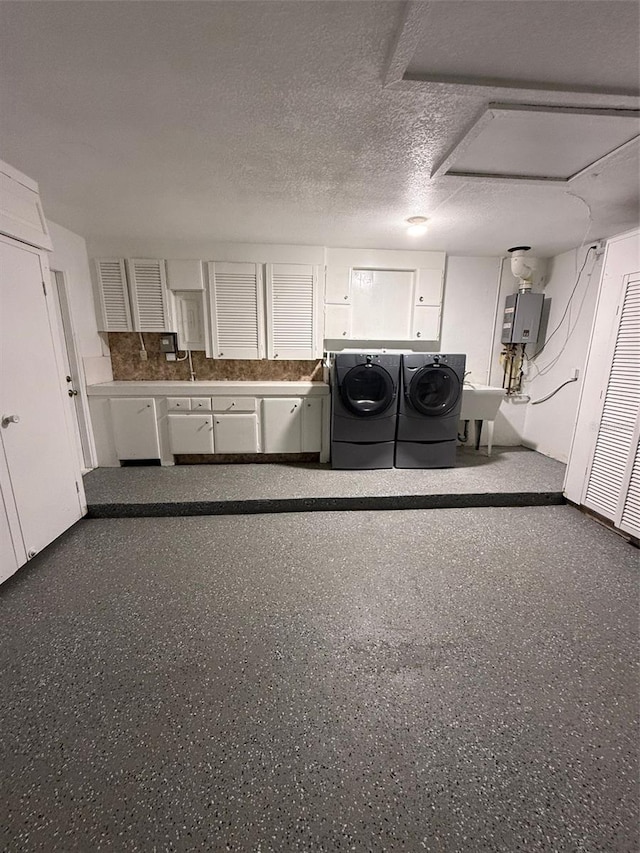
left=262, top=397, right=303, bottom=453
left=91, top=387, right=328, bottom=465
left=110, top=398, right=161, bottom=460
left=168, top=413, right=214, bottom=454
left=213, top=414, right=260, bottom=453
left=302, top=397, right=323, bottom=452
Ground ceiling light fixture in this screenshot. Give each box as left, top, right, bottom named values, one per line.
left=406, top=216, right=429, bottom=236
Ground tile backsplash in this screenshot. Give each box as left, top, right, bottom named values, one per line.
left=108, top=333, right=323, bottom=381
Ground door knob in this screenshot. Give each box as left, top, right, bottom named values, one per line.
left=1, top=414, right=20, bottom=427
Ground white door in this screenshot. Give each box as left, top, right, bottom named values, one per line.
left=110, top=398, right=160, bottom=460
left=0, top=485, right=19, bottom=584
left=214, top=414, right=259, bottom=453
left=262, top=398, right=302, bottom=453
left=50, top=271, right=91, bottom=472
left=301, top=398, right=323, bottom=452
left=208, top=262, right=265, bottom=359
left=167, top=414, right=214, bottom=454
left=266, top=263, right=320, bottom=359
left=0, top=236, right=83, bottom=561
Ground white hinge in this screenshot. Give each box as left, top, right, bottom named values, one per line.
left=42, top=281, right=47, bottom=296
left=75, top=482, right=80, bottom=494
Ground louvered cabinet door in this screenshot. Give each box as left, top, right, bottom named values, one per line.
left=126, top=259, right=173, bottom=332
left=94, top=259, right=132, bottom=331
left=208, top=262, right=264, bottom=359
left=584, top=275, right=640, bottom=524
left=266, top=264, right=320, bottom=360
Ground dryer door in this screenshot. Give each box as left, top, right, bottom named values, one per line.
left=340, top=364, right=396, bottom=417
left=408, top=365, right=461, bottom=416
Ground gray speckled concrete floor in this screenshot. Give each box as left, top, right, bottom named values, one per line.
left=1, top=505, right=637, bottom=852
left=84, top=445, right=565, bottom=505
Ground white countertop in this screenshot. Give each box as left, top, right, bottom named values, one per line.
left=86, top=380, right=329, bottom=397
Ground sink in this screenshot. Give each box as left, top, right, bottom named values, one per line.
left=460, top=385, right=506, bottom=421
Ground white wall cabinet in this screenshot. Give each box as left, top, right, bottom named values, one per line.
left=208, top=262, right=265, bottom=359
left=0, top=162, right=53, bottom=252
left=94, top=258, right=174, bottom=333
left=110, top=397, right=161, bottom=459
left=168, top=413, right=215, bottom=454
left=324, top=249, right=446, bottom=344
left=94, top=259, right=133, bottom=331
left=324, top=303, right=351, bottom=339
left=266, top=263, right=321, bottom=359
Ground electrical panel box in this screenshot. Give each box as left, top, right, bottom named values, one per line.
left=501, top=292, right=544, bottom=344
left=159, top=333, right=177, bottom=353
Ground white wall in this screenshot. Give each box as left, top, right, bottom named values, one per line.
left=86, top=239, right=325, bottom=265
left=48, top=221, right=112, bottom=385
left=521, top=245, right=603, bottom=463
left=440, top=256, right=501, bottom=385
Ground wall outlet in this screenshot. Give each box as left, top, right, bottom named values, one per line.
left=593, top=239, right=606, bottom=257
left=139, top=349, right=148, bottom=361
left=571, top=367, right=579, bottom=380
left=165, top=353, right=177, bottom=361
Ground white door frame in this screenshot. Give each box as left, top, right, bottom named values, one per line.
left=50, top=269, right=97, bottom=471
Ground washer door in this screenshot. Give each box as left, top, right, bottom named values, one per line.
left=340, top=364, right=396, bottom=417
left=408, top=365, right=461, bottom=416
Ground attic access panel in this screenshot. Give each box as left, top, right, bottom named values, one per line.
left=432, top=104, right=640, bottom=183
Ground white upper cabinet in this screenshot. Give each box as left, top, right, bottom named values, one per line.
left=166, top=259, right=204, bottom=291
left=324, top=248, right=446, bottom=343
left=208, top=262, right=265, bottom=359
left=266, top=263, right=321, bottom=359
left=94, top=257, right=174, bottom=333
left=95, top=258, right=133, bottom=331
left=0, top=160, right=53, bottom=251
left=126, top=258, right=173, bottom=332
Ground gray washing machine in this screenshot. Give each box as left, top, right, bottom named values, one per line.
left=395, top=353, right=466, bottom=468
left=331, top=353, right=401, bottom=469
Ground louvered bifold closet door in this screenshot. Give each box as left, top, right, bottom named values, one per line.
left=208, top=262, right=264, bottom=359
left=266, top=264, right=318, bottom=359
left=620, top=439, right=640, bottom=538
left=126, top=259, right=173, bottom=332
left=584, top=275, right=640, bottom=524
left=95, top=259, right=132, bottom=331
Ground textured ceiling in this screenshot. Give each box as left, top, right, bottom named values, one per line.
left=0, top=0, right=638, bottom=257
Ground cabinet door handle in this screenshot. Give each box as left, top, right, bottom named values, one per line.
left=416, top=332, right=422, bottom=338
left=1, top=414, right=20, bottom=427
left=68, top=389, right=78, bottom=397
left=419, top=296, right=424, bottom=302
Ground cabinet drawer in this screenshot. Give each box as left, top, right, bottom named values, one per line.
left=191, top=397, right=213, bottom=411
left=167, top=397, right=191, bottom=411
left=167, top=414, right=214, bottom=454
left=212, top=396, right=257, bottom=413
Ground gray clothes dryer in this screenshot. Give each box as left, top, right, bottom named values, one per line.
left=331, top=353, right=401, bottom=469
left=395, top=353, right=466, bottom=468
